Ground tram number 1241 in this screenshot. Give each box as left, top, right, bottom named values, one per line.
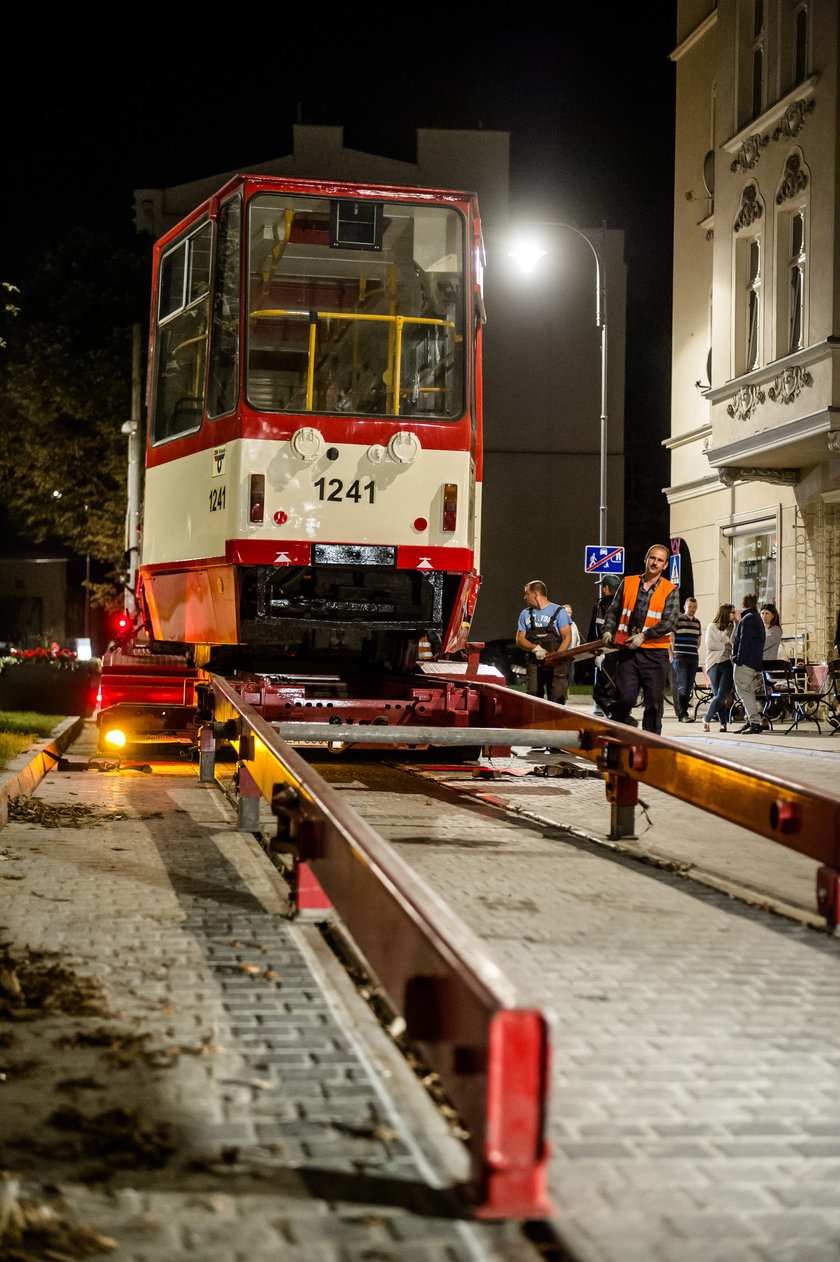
left=314, top=477, right=376, bottom=504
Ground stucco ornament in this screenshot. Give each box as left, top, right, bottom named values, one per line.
left=768, top=366, right=812, bottom=404
left=772, top=97, right=815, bottom=142
left=730, top=134, right=768, bottom=174
left=775, top=152, right=809, bottom=204
left=726, top=384, right=766, bottom=421
left=734, top=184, right=763, bottom=233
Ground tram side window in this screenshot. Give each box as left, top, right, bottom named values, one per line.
left=152, top=221, right=213, bottom=443
left=208, top=197, right=241, bottom=420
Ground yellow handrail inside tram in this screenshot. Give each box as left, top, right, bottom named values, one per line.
left=249, top=309, right=455, bottom=413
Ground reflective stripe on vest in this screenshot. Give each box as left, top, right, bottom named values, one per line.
left=617, top=574, right=675, bottom=649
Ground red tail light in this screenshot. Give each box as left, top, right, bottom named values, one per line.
left=442, top=483, right=458, bottom=532
left=250, top=474, right=265, bottom=523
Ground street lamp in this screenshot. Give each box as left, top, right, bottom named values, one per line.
left=508, top=224, right=609, bottom=547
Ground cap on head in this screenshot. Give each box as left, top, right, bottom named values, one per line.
left=600, top=574, right=621, bottom=591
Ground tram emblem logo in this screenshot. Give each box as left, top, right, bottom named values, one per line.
left=212, top=448, right=226, bottom=477
left=416, top=557, right=433, bottom=570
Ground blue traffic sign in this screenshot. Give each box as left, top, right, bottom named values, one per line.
left=585, top=546, right=625, bottom=575
left=669, top=554, right=681, bottom=586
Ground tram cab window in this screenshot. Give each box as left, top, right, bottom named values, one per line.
left=152, top=221, right=213, bottom=444
left=246, top=194, right=465, bottom=420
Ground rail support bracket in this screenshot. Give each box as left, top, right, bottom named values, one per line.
left=472, top=1009, right=556, bottom=1220
left=606, top=772, right=638, bottom=840
left=198, top=724, right=216, bottom=784
left=817, top=865, right=839, bottom=932
left=236, top=764, right=262, bottom=834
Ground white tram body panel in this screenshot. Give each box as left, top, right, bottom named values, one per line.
left=142, top=438, right=476, bottom=564
left=138, top=175, right=485, bottom=665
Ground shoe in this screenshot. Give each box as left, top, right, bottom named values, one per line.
left=737, top=723, right=764, bottom=734
left=719, top=725, right=727, bottom=733
left=703, top=722, right=710, bottom=732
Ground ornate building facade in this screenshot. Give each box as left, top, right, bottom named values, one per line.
left=667, top=0, right=839, bottom=658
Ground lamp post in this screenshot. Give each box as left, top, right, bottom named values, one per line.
left=508, top=224, right=608, bottom=547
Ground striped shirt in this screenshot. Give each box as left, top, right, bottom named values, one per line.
left=673, top=614, right=702, bottom=658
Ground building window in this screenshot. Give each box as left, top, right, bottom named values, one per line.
left=735, top=232, right=762, bottom=375
left=727, top=521, right=777, bottom=607
left=786, top=210, right=806, bottom=353
left=774, top=148, right=809, bottom=361
left=738, top=0, right=767, bottom=127
left=793, top=3, right=809, bottom=87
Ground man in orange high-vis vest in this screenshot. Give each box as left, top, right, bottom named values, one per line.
left=601, top=544, right=680, bottom=733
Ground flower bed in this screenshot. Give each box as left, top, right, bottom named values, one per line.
left=0, top=650, right=100, bottom=717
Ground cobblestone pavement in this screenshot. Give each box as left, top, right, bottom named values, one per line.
left=315, top=746, right=840, bottom=1262
left=0, top=734, right=536, bottom=1262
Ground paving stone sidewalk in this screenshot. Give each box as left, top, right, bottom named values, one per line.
left=331, top=757, right=840, bottom=1262
left=0, top=729, right=533, bottom=1262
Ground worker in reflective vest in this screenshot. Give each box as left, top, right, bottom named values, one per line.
left=601, top=544, right=680, bottom=733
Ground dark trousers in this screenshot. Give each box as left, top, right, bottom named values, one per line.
left=673, top=654, right=699, bottom=718
left=611, top=647, right=671, bottom=733
left=526, top=662, right=569, bottom=704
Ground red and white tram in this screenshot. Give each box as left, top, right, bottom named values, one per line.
left=138, top=174, right=485, bottom=676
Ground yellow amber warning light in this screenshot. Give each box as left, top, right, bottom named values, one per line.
left=103, top=728, right=128, bottom=749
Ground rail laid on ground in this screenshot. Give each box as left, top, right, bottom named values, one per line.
left=199, top=674, right=554, bottom=1221
left=197, top=656, right=840, bottom=1216
left=451, top=673, right=840, bottom=931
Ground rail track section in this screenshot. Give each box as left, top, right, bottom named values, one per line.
left=194, top=663, right=840, bottom=1221
left=198, top=674, right=554, bottom=1221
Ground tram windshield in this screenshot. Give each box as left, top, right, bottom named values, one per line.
left=246, top=194, right=465, bottom=420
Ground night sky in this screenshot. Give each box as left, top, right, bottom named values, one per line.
left=3, top=9, right=678, bottom=550
left=5, top=12, right=676, bottom=259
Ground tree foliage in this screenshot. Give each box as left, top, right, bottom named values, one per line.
left=0, top=230, right=149, bottom=591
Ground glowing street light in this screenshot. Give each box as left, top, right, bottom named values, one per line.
left=508, top=224, right=609, bottom=547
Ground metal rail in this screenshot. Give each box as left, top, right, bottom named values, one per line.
left=200, top=674, right=554, bottom=1221
left=446, top=674, right=840, bottom=931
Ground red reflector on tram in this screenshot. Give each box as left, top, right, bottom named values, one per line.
left=442, top=484, right=457, bottom=532
left=250, top=474, right=265, bottom=523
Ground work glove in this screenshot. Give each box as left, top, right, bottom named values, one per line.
left=601, top=631, right=613, bottom=646
left=628, top=633, right=645, bottom=649
left=532, top=645, right=547, bottom=661
left=594, top=654, right=605, bottom=669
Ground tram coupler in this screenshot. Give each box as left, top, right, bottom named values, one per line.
left=816, top=865, right=839, bottom=932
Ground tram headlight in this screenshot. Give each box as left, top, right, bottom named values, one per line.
left=103, top=728, right=128, bottom=749
left=442, top=483, right=458, bottom=532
